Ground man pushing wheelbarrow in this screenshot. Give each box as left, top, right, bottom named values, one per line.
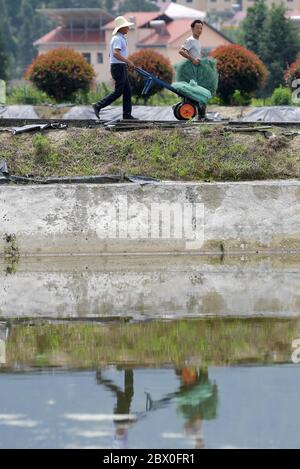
left=93, top=16, right=218, bottom=121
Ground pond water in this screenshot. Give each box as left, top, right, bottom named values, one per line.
left=0, top=364, right=300, bottom=449
left=1, top=254, right=300, bottom=448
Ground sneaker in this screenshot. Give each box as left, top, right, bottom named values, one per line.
left=92, top=103, right=101, bottom=119
left=123, top=115, right=139, bottom=120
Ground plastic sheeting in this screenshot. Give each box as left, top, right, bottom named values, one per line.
left=0, top=105, right=38, bottom=118
left=8, top=123, right=68, bottom=135
left=1, top=105, right=225, bottom=122
left=0, top=158, right=160, bottom=185
left=175, top=58, right=219, bottom=96
left=64, top=105, right=178, bottom=121
left=172, top=80, right=212, bottom=105
left=241, top=106, right=300, bottom=122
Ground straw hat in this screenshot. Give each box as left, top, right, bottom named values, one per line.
left=112, top=16, right=134, bottom=35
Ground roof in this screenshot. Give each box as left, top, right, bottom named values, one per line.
left=161, top=2, right=206, bottom=20
left=137, top=19, right=191, bottom=46
left=137, top=19, right=234, bottom=47
left=104, top=12, right=162, bottom=30
left=286, top=10, right=300, bottom=20
left=34, top=26, right=106, bottom=46
left=104, top=3, right=206, bottom=30
left=37, top=8, right=113, bottom=25
left=222, top=11, right=246, bottom=28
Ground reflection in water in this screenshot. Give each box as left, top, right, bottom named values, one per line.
left=96, top=368, right=136, bottom=449
left=96, top=366, right=218, bottom=449
left=1, top=365, right=300, bottom=448
left=0, top=323, right=8, bottom=365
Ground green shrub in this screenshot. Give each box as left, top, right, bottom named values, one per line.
left=128, top=49, right=173, bottom=103
left=232, top=90, right=252, bottom=106
left=210, top=44, right=268, bottom=104
left=270, top=86, right=292, bottom=105
left=7, top=85, right=54, bottom=104
left=26, top=48, right=95, bottom=102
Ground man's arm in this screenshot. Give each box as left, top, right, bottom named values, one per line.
left=179, top=47, right=200, bottom=66
left=113, top=48, right=134, bottom=69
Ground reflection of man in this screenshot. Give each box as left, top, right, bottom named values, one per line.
left=0, top=322, right=8, bottom=365
left=146, top=367, right=218, bottom=449
left=96, top=367, right=135, bottom=449
left=175, top=368, right=218, bottom=449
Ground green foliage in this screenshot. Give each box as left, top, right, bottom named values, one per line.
left=32, top=133, right=59, bottom=167
left=240, top=0, right=268, bottom=56
left=120, top=0, right=159, bottom=12
left=6, top=317, right=300, bottom=367
left=7, top=85, right=54, bottom=104
left=232, top=90, right=252, bottom=106
left=260, top=5, right=300, bottom=92
left=210, top=44, right=268, bottom=104
left=270, top=86, right=292, bottom=106
left=2, top=126, right=298, bottom=181
left=128, top=49, right=173, bottom=103
left=26, top=48, right=95, bottom=101
left=0, top=0, right=10, bottom=79
left=0, top=31, right=9, bottom=80
left=241, top=1, right=300, bottom=93
left=0, top=0, right=158, bottom=79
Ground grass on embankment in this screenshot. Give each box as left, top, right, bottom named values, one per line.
left=4, top=317, right=300, bottom=368
left=0, top=125, right=300, bottom=180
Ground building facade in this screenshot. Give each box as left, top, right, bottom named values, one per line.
left=34, top=5, right=233, bottom=83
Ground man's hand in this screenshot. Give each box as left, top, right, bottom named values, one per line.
left=127, top=60, right=135, bottom=70
left=192, top=58, right=200, bottom=66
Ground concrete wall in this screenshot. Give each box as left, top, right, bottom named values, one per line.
left=1, top=255, right=300, bottom=318
left=1, top=181, right=300, bottom=257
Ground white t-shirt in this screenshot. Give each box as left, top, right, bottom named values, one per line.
left=181, top=36, right=201, bottom=60
left=110, top=33, right=128, bottom=64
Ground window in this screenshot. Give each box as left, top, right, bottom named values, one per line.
left=186, top=0, right=193, bottom=3
left=97, top=52, right=103, bottom=64
left=82, top=53, right=91, bottom=64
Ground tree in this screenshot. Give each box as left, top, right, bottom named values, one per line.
left=26, top=48, right=95, bottom=101
left=128, top=49, right=173, bottom=103
left=259, top=4, right=300, bottom=92
left=241, top=0, right=268, bottom=57
left=209, top=44, right=268, bottom=104
left=0, top=0, right=14, bottom=78
left=120, top=0, right=159, bottom=13
left=0, top=31, right=9, bottom=80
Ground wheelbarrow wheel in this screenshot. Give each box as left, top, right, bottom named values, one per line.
left=173, top=102, right=197, bottom=121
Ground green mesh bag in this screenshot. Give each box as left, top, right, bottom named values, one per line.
left=172, top=79, right=211, bottom=105
left=174, top=57, right=219, bottom=96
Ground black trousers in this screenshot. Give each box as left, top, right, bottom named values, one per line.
left=96, top=63, right=132, bottom=117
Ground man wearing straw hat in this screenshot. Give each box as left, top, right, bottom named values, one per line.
left=93, top=16, right=138, bottom=120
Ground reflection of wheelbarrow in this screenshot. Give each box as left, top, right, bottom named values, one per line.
left=134, top=67, right=200, bottom=121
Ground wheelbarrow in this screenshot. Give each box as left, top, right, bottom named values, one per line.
left=134, top=66, right=202, bottom=121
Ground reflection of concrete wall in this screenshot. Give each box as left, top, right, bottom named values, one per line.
left=1, top=181, right=300, bottom=256
left=1, top=256, right=300, bottom=318
left=0, top=323, right=8, bottom=364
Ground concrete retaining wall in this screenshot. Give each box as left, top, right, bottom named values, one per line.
left=1, top=255, right=300, bottom=318
left=1, top=181, right=300, bottom=255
